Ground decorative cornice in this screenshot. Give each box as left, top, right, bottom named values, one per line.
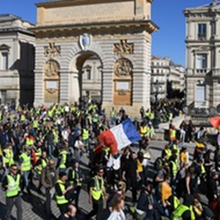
left=31, top=20, right=159, bottom=39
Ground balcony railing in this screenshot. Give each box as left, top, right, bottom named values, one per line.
left=198, top=34, right=206, bottom=40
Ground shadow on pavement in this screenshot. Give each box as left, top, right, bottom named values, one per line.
left=21, top=192, right=46, bottom=219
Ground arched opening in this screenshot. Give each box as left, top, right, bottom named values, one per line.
left=75, top=52, right=103, bottom=103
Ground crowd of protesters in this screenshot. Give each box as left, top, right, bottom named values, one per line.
left=0, top=98, right=219, bottom=220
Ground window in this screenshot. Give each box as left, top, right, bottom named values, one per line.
left=2, top=52, right=8, bottom=70
left=82, top=65, right=91, bottom=80
left=86, top=68, right=91, bottom=80
left=195, top=84, right=205, bottom=106
left=198, top=24, right=206, bottom=39
left=196, top=54, right=207, bottom=69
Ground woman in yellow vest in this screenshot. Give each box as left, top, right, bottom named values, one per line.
left=55, top=172, right=73, bottom=214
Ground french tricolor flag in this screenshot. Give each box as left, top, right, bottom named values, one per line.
left=98, top=118, right=142, bottom=155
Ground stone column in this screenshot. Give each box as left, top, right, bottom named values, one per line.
left=212, top=79, right=220, bottom=107
left=34, top=69, right=44, bottom=107
left=69, top=71, right=80, bottom=104
left=102, top=67, right=113, bottom=103
left=59, top=69, right=70, bottom=104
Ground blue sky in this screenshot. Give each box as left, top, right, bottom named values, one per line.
left=0, top=0, right=213, bottom=66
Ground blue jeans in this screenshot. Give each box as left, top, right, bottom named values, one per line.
left=22, top=171, right=30, bottom=192
left=48, top=144, right=54, bottom=159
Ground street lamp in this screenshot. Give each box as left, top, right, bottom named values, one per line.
left=153, top=79, right=160, bottom=129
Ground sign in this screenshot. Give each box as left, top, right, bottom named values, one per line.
left=46, top=81, right=57, bottom=89
left=117, top=81, right=130, bottom=90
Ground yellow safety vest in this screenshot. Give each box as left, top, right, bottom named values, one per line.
left=92, top=176, right=104, bottom=200
left=3, top=149, right=14, bottom=166
left=171, top=204, right=189, bottom=220
left=35, top=148, right=42, bottom=161
left=69, top=169, right=82, bottom=186
left=6, top=174, right=21, bottom=197
left=173, top=196, right=180, bottom=210
left=20, top=114, right=25, bottom=122
left=82, top=129, right=89, bottom=141
left=20, top=153, right=31, bottom=172
left=36, top=158, right=48, bottom=174
left=110, top=109, right=116, bottom=117
left=173, top=144, right=180, bottom=155
left=140, top=126, right=148, bottom=137
left=55, top=180, right=69, bottom=205
left=170, top=129, right=176, bottom=141
left=59, top=151, right=67, bottom=169
left=25, top=137, right=34, bottom=147
left=201, top=164, right=206, bottom=174
left=170, top=161, right=178, bottom=177
left=33, top=120, right=38, bottom=128
left=165, top=149, right=172, bottom=158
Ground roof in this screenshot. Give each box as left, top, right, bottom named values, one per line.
left=184, top=1, right=220, bottom=12
left=0, top=14, right=21, bottom=22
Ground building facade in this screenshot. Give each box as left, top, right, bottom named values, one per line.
left=31, top=0, right=158, bottom=116
left=0, top=14, right=35, bottom=106
left=184, top=1, right=220, bottom=111
left=151, top=56, right=185, bottom=100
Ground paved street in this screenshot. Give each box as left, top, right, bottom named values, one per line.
left=0, top=140, right=209, bottom=220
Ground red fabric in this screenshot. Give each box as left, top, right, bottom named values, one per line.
left=98, top=129, right=118, bottom=155
left=94, top=146, right=103, bottom=154
left=32, top=151, right=37, bottom=165
left=209, top=116, right=220, bottom=129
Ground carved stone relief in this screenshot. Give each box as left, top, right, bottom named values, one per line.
left=44, top=60, right=60, bottom=78
left=44, top=42, right=60, bottom=59
left=114, top=58, right=132, bottom=77
left=113, top=39, right=134, bottom=55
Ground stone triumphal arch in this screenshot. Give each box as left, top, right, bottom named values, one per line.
left=31, top=0, right=158, bottom=115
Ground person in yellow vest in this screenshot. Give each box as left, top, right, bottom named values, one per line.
left=34, top=151, right=48, bottom=188
left=82, top=125, right=90, bottom=151
left=56, top=147, right=68, bottom=174
left=24, top=133, right=35, bottom=149
left=110, top=107, right=116, bottom=125
left=2, top=144, right=14, bottom=181
left=171, top=194, right=195, bottom=220
left=161, top=144, right=172, bottom=160
left=2, top=164, right=22, bottom=220
left=19, top=147, right=32, bottom=194
left=55, top=172, right=73, bottom=214
left=139, top=122, right=149, bottom=140
left=34, top=141, right=43, bottom=162
left=169, top=155, right=178, bottom=190
left=87, top=167, right=107, bottom=220
left=68, top=160, right=83, bottom=208
left=169, top=125, right=176, bottom=145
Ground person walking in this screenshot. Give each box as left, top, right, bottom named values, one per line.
left=2, top=164, right=22, bottom=220
left=19, top=147, right=32, bottom=194
left=41, top=159, right=58, bottom=220
left=107, top=196, right=126, bottom=220
left=122, top=151, right=140, bottom=203
left=87, top=167, right=107, bottom=220
left=68, top=160, right=83, bottom=209
left=55, top=172, right=73, bottom=214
